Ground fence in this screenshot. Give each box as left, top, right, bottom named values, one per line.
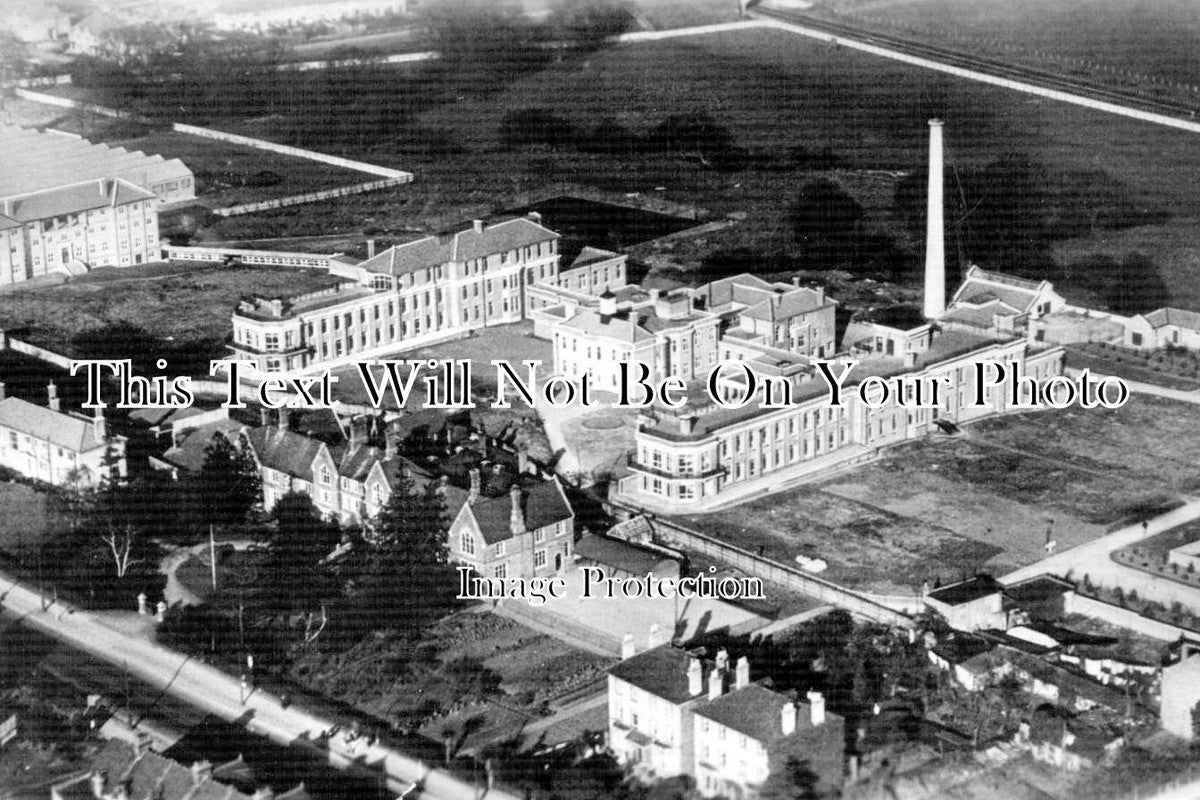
left=640, top=515, right=918, bottom=628
left=210, top=176, right=409, bottom=217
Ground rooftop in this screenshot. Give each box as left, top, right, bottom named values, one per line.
left=927, top=575, right=1004, bottom=606
left=359, top=217, right=558, bottom=277
left=0, top=396, right=110, bottom=453
left=0, top=178, right=155, bottom=229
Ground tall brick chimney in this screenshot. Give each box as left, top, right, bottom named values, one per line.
left=924, top=119, right=946, bottom=320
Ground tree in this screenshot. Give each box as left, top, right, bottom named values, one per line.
left=360, top=473, right=456, bottom=632
left=99, top=524, right=143, bottom=579
left=0, top=28, right=31, bottom=82
left=264, top=492, right=341, bottom=612
left=647, top=110, right=738, bottom=166
left=789, top=179, right=864, bottom=265
left=187, top=434, right=262, bottom=529
left=760, top=756, right=820, bottom=800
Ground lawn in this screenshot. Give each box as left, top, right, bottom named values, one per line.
left=1065, top=343, right=1200, bottom=391
left=0, top=262, right=345, bottom=362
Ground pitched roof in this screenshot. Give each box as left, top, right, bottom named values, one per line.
left=949, top=265, right=1049, bottom=315
left=160, top=420, right=245, bottom=473
left=0, top=397, right=107, bottom=452
left=568, top=246, right=622, bottom=269
left=608, top=645, right=713, bottom=704
left=359, top=218, right=557, bottom=276
left=1143, top=307, right=1200, bottom=332
left=87, top=741, right=256, bottom=800
left=0, top=178, right=155, bottom=226
left=463, top=476, right=572, bottom=545
left=243, top=426, right=329, bottom=482
left=696, top=684, right=844, bottom=747
left=574, top=533, right=675, bottom=575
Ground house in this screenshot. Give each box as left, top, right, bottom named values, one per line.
left=607, top=645, right=844, bottom=796
left=447, top=469, right=574, bottom=580
left=0, top=387, right=125, bottom=488
left=694, top=683, right=843, bottom=799
left=941, top=265, right=1065, bottom=338
left=1125, top=307, right=1200, bottom=350
left=0, top=178, right=160, bottom=285
left=927, top=634, right=999, bottom=692
left=0, top=124, right=195, bottom=207
left=923, top=576, right=1006, bottom=632
left=228, top=216, right=560, bottom=374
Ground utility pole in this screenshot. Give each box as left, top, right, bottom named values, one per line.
left=210, top=525, right=217, bottom=591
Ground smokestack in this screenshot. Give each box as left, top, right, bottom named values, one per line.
left=924, top=119, right=946, bottom=320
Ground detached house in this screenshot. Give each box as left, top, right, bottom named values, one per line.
left=448, top=469, right=574, bottom=579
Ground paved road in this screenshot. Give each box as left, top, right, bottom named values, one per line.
left=1001, top=496, right=1200, bottom=609
left=0, top=571, right=520, bottom=800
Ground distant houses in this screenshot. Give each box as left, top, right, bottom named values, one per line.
left=0, top=382, right=125, bottom=488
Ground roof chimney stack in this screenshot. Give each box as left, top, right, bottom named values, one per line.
left=509, top=483, right=525, bottom=533
left=0, top=381, right=6, bottom=400
left=807, top=690, right=826, bottom=726
left=735, top=656, right=750, bottom=690
left=92, top=408, right=106, bottom=444
left=707, top=666, right=724, bottom=700
left=47, top=381, right=60, bottom=412
left=621, top=633, right=636, bottom=659
left=687, top=658, right=703, bottom=696
left=472, top=219, right=485, bottom=234
left=924, top=119, right=946, bottom=320
left=468, top=468, right=481, bottom=503
left=367, top=239, right=376, bottom=259
left=781, top=701, right=797, bottom=735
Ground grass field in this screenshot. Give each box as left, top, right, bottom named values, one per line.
left=195, top=22, right=1200, bottom=309
left=678, top=395, right=1200, bottom=593
left=0, top=263, right=344, bottom=358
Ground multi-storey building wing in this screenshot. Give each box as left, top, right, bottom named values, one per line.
left=0, top=178, right=160, bottom=285
left=448, top=470, right=574, bottom=580
left=618, top=332, right=1065, bottom=512
left=229, top=217, right=560, bottom=374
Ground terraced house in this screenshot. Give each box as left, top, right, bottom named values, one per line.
left=229, top=216, right=561, bottom=374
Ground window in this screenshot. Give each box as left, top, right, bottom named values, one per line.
left=534, top=528, right=545, bottom=543
left=320, top=466, right=332, bottom=485
left=493, top=563, right=507, bottom=579
left=461, top=532, right=475, bottom=556
left=534, top=549, right=546, bottom=568
left=492, top=542, right=506, bottom=557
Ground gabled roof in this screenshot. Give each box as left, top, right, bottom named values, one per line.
left=0, top=178, right=154, bottom=225
left=1142, top=307, right=1200, bottom=332
left=608, top=645, right=713, bottom=704
left=87, top=741, right=256, bottom=800
left=949, top=265, right=1049, bottom=315
left=0, top=397, right=107, bottom=453
left=461, top=476, right=572, bottom=545
left=359, top=218, right=558, bottom=276
left=574, top=533, right=674, bottom=575
left=243, top=426, right=329, bottom=482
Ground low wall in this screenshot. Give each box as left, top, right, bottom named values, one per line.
left=172, top=123, right=412, bottom=180
left=0, top=331, right=73, bottom=370
left=642, top=516, right=917, bottom=627
left=211, top=177, right=409, bottom=217
left=1064, top=591, right=1197, bottom=642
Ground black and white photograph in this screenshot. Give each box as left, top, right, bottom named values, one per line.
left=2, top=0, right=1200, bottom=798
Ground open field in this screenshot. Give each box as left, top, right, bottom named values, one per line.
left=678, top=396, right=1200, bottom=593
left=847, top=0, right=1200, bottom=89
left=1065, top=343, right=1200, bottom=391
left=190, top=23, right=1200, bottom=309
left=0, top=263, right=344, bottom=360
